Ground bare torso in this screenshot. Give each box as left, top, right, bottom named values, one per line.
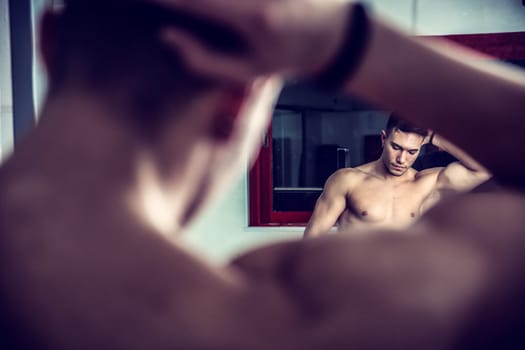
left=337, top=162, right=440, bottom=232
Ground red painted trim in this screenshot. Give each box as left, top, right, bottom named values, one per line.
left=260, top=128, right=273, bottom=224
left=248, top=153, right=262, bottom=225
left=249, top=31, right=525, bottom=227
left=269, top=211, right=311, bottom=225
left=250, top=122, right=314, bottom=226
left=440, top=31, right=525, bottom=60
left=249, top=124, right=273, bottom=226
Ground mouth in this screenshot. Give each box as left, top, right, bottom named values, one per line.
left=391, top=164, right=406, bottom=171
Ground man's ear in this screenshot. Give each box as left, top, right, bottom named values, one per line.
left=39, top=9, right=62, bottom=78
left=381, top=130, right=387, bottom=147
left=209, top=86, right=249, bottom=142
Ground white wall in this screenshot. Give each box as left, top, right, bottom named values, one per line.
left=24, top=1, right=525, bottom=264
left=415, top=0, right=525, bottom=35
left=0, top=0, right=14, bottom=163
left=364, top=0, right=414, bottom=31
left=31, top=0, right=51, bottom=115
left=364, top=0, right=525, bottom=34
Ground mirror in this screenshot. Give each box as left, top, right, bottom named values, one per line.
left=249, top=31, right=525, bottom=226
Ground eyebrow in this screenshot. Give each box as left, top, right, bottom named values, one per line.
left=390, top=142, right=419, bottom=153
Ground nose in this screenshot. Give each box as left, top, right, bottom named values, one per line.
left=396, top=151, right=407, bottom=164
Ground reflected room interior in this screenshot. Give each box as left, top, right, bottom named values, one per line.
left=251, top=56, right=525, bottom=226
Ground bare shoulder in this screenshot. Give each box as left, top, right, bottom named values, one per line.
left=324, top=166, right=366, bottom=190
left=234, top=188, right=525, bottom=295
left=232, top=189, right=525, bottom=278
left=229, top=190, right=525, bottom=349
left=419, top=189, right=525, bottom=243
left=229, top=239, right=303, bottom=280
left=330, top=166, right=366, bottom=179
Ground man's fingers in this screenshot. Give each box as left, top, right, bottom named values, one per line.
left=244, top=76, right=283, bottom=122
left=251, top=76, right=284, bottom=110
left=161, top=27, right=256, bottom=83
left=240, top=76, right=284, bottom=162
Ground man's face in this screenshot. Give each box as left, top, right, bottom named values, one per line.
left=381, top=129, right=424, bottom=176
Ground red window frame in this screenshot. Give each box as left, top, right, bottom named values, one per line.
left=249, top=31, right=525, bottom=226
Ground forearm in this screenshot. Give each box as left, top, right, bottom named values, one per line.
left=344, top=17, right=525, bottom=183
left=304, top=218, right=334, bottom=238
left=155, top=0, right=525, bottom=183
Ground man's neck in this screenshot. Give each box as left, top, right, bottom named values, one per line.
left=0, top=93, right=197, bottom=235
left=371, top=159, right=413, bottom=183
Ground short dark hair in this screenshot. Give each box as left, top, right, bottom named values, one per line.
left=385, top=114, right=428, bottom=137
left=52, top=0, right=246, bottom=121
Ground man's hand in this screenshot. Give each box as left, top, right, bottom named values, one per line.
left=423, top=130, right=434, bottom=147
left=152, top=0, right=353, bottom=83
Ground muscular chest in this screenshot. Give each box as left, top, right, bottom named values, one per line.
left=344, top=178, right=433, bottom=225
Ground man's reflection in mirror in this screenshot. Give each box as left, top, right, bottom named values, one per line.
left=304, top=114, right=492, bottom=238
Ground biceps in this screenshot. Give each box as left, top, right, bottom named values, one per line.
left=438, top=163, right=491, bottom=192
left=311, top=194, right=346, bottom=223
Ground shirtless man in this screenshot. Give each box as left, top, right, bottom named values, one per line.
left=2, top=0, right=525, bottom=349
left=304, top=115, right=490, bottom=236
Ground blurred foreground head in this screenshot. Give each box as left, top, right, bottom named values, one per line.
left=41, top=0, right=247, bottom=120
left=39, top=0, right=281, bottom=226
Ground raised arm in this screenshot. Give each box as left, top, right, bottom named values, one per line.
left=303, top=170, right=350, bottom=238
left=429, top=133, right=491, bottom=193
left=7, top=2, right=525, bottom=349
left=156, top=0, right=525, bottom=185
left=345, top=19, right=525, bottom=186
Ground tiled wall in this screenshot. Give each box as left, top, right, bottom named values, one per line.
left=365, top=0, right=525, bottom=34
left=364, top=0, right=415, bottom=31
left=416, top=0, right=525, bottom=35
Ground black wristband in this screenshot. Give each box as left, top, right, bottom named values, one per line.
left=313, top=2, right=370, bottom=91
